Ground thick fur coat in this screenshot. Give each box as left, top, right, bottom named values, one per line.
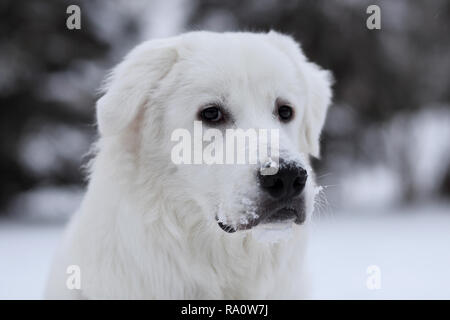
left=45, top=31, right=332, bottom=299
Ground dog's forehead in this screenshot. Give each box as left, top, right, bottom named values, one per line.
left=179, top=34, right=302, bottom=103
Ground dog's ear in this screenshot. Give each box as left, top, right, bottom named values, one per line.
left=96, top=40, right=179, bottom=136
left=300, top=61, right=333, bottom=158
left=267, top=31, right=333, bottom=158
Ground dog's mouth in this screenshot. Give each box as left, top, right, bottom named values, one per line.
left=216, top=205, right=305, bottom=234
left=217, top=218, right=258, bottom=233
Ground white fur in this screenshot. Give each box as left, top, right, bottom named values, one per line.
left=45, top=31, right=332, bottom=299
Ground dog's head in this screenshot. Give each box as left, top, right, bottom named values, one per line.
left=96, top=31, right=332, bottom=237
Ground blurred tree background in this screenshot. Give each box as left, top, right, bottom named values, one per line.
left=0, top=0, right=449, bottom=219
left=1, top=0, right=104, bottom=210
left=0, top=0, right=142, bottom=219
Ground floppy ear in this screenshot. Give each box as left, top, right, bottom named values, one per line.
left=267, top=31, right=333, bottom=158
left=96, top=40, right=179, bottom=136
left=300, top=61, right=333, bottom=157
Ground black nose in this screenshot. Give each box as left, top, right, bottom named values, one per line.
left=258, top=161, right=307, bottom=199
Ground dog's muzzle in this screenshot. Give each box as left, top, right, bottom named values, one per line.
left=217, top=159, right=308, bottom=233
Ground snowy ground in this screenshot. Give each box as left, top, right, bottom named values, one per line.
left=307, top=202, right=450, bottom=299
left=0, top=220, right=63, bottom=299
left=1, top=203, right=449, bottom=299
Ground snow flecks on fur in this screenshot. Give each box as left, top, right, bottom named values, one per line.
left=313, top=185, right=323, bottom=199
left=259, top=157, right=279, bottom=176
left=240, top=196, right=259, bottom=222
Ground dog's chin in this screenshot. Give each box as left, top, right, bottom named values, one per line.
left=216, top=207, right=305, bottom=234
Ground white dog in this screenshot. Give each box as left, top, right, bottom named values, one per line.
left=45, top=31, right=332, bottom=299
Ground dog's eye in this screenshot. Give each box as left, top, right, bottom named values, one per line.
left=200, top=106, right=224, bottom=123
left=278, top=105, right=294, bottom=122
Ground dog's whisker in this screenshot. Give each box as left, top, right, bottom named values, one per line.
left=316, top=172, right=333, bottom=180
